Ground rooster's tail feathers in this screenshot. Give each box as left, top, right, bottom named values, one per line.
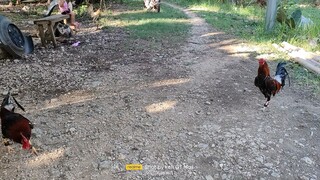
left=275, top=62, right=290, bottom=87
left=1, top=89, right=25, bottom=112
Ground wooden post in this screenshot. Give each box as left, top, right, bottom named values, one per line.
left=265, top=0, right=278, bottom=32
left=48, top=22, right=57, bottom=47
left=38, top=24, right=46, bottom=47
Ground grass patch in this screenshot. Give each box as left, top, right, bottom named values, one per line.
left=167, top=0, right=320, bottom=52
left=288, top=63, right=320, bottom=96
left=100, top=0, right=190, bottom=43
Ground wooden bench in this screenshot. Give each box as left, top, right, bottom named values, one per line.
left=34, top=14, right=70, bottom=47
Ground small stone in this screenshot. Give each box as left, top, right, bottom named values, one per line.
left=264, top=163, right=273, bottom=168
left=98, top=160, right=111, bottom=170
left=92, top=81, right=101, bottom=87
left=195, top=152, right=202, bottom=157
left=256, top=156, right=264, bottom=163
left=299, top=175, right=309, bottom=180
left=260, top=143, right=267, bottom=150
left=205, top=101, right=211, bottom=105
left=271, top=171, right=280, bottom=178
left=243, top=88, right=252, bottom=92
left=198, top=143, right=208, bottom=149
left=65, top=148, right=73, bottom=158
left=205, top=175, right=214, bottom=180
left=48, top=168, right=60, bottom=177
left=50, top=98, right=59, bottom=103
left=279, top=139, right=283, bottom=144
left=110, top=65, right=117, bottom=71
left=69, top=128, right=76, bottom=134
left=118, top=153, right=126, bottom=160
left=301, top=157, right=313, bottom=165
left=221, top=174, right=227, bottom=179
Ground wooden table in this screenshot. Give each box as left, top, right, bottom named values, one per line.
left=34, top=14, right=70, bottom=47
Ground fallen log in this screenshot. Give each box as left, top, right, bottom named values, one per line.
left=273, top=42, right=320, bottom=74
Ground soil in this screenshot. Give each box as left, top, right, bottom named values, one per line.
left=0, top=2, right=319, bottom=180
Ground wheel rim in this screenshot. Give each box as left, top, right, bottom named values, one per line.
left=8, top=24, right=25, bottom=48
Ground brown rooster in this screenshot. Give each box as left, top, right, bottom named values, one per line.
left=87, top=4, right=101, bottom=29
left=254, top=58, right=290, bottom=107
left=87, top=4, right=101, bottom=22
left=1, top=91, right=37, bottom=154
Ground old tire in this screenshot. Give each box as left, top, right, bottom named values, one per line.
left=0, top=15, right=32, bottom=58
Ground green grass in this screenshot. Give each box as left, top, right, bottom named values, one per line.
left=100, top=0, right=190, bottom=43
left=288, top=63, right=320, bottom=96
left=167, top=0, right=320, bottom=52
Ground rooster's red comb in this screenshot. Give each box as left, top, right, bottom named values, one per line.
left=258, top=58, right=266, bottom=64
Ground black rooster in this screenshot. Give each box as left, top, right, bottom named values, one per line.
left=0, top=90, right=37, bottom=154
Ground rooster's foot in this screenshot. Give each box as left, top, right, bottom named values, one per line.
left=7, top=146, right=15, bottom=154
left=2, top=138, right=11, bottom=146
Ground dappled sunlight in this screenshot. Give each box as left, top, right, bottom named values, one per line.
left=108, top=18, right=189, bottom=28
left=26, top=148, right=65, bottom=168
left=201, top=32, right=225, bottom=37
left=145, top=100, right=177, bottom=113
left=189, top=5, right=220, bottom=12
left=150, top=78, right=191, bottom=88
left=79, top=27, right=103, bottom=34
left=39, top=90, right=95, bottom=111
left=210, top=39, right=260, bottom=58
left=113, top=9, right=146, bottom=16
left=189, top=4, right=262, bottom=20
left=136, top=78, right=191, bottom=91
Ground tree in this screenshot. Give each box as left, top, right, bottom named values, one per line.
left=265, top=0, right=278, bottom=31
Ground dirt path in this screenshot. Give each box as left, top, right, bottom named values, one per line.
left=1, top=2, right=319, bottom=180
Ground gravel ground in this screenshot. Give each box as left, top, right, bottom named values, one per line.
left=0, top=2, right=319, bottom=180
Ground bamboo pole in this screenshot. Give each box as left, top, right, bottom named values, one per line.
left=273, top=42, right=320, bottom=74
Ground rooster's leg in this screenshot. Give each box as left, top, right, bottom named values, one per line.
left=7, top=146, right=15, bottom=154
left=264, top=96, right=271, bottom=107
left=2, top=139, right=14, bottom=153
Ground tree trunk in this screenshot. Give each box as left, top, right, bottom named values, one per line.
left=265, top=0, right=278, bottom=32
